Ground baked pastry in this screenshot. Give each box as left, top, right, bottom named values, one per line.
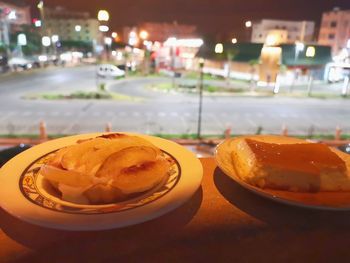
left=219, top=135, right=350, bottom=192
left=40, top=133, right=172, bottom=204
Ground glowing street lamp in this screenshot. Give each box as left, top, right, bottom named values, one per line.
left=295, top=41, right=305, bottom=52
left=111, top=32, right=118, bottom=38
left=99, top=25, right=109, bottom=32
left=128, top=31, right=138, bottom=46
left=97, top=10, right=109, bottom=21
left=306, top=46, right=316, bottom=57
left=75, top=25, right=81, bottom=32
left=17, top=33, right=27, bottom=46
left=42, top=36, right=51, bottom=47
left=245, top=20, right=252, bottom=28
left=104, top=37, right=112, bottom=46
left=8, top=11, right=16, bottom=20
left=139, top=30, right=149, bottom=40
left=231, top=38, right=237, bottom=44
left=215, top=43, right=224, bottom=54
left=37, top=1, right=44, bottom=9
left=51, top=35, right=59, bottom=43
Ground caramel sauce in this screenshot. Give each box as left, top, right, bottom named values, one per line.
left=245, top=139, right=346, bottom=175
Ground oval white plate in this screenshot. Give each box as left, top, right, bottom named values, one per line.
left=0, top=133, right=203, bottom=230
left=215, top=136, right=350, bottom=211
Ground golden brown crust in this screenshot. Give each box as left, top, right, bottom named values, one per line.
left=41, top=134, right=170, bottom=204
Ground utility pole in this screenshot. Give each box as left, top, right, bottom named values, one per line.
left=197, top=58, right=205, bottom=139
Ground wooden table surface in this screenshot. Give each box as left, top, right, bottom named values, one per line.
left=1, top=158, right=350, bottom=262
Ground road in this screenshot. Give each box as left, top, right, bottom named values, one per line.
left=0, top=65, right=349, bottom=136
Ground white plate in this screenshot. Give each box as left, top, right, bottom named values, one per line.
left=215, top=136, right=350, bottom=211
left=0, top=133, right=203, bottom=230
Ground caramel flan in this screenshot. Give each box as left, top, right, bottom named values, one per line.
left=227, top=136, right=350, bottom=192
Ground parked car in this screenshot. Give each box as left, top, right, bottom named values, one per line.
left=8, top=57, right=33, bottom=71
left=97, top=64, right=125, bottom=78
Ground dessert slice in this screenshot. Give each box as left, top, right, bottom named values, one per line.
left=231, top=138, right=349, bottom=192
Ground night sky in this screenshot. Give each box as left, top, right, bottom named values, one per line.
left=26, top=0, right=350, bottom=41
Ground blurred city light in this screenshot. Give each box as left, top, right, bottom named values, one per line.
left=139, top=30, right=149, bottom=40
left=104, top=37, right=112, bottom=46
left=8, top=11, right=16, bottom=20
left=231, top=38, right=237, bottom=44
left=111, top=32, right=118, bottom=38
left=34, top=19, right=42, bottom=27
left=295, top=41, right=305, bottom=51
left=38, top=55, right=48, bottom=62
left=128, top=31, right=138, bottom=46
left=265, top=35, right=277, bottom=46
left=306, top=46, right=316, bottom=57
left=75, top=25, right=81, bottom=32
left=164, top=37, right=177, bottom=47
left=37, top=1, right=44, bottom=9
left=51, top=35, right=59, bottom=43
left=176, top=39, right=204, bottom=47
left=99, top=25, right=109, bottom=32
left=215, top=43, right=224, bottom=54
left=41, top=36, right=51, bottom=47
left=97, top=10, right=109, bottom=21
left=17, top=34, right=27, bottom=46
left=245, top=20, right=252, bottom=28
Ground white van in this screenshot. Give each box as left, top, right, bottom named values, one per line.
left=97, top=64, right=125, bottom=78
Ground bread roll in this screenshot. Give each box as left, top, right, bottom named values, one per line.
left=40, top=133, right=171, bottom=204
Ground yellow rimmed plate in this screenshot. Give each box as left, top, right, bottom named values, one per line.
left=215, top=135, right=350, bottom=211
left=0, top=133, right=203, bottom=230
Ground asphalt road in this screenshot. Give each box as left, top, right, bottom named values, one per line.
left=0, top=65, right=349, bottom=136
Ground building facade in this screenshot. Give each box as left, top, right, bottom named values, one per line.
left=318, top=8, right=350, bottom=55
left=123, top=22, right=197, bottom=44
left=42, top=6, right=100, bottom=42
left=251, top=19, right=315, bottom=44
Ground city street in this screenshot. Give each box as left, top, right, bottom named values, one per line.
left=0, top=65, right=349, bottom=136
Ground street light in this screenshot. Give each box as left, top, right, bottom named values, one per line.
left=111, top=32, right=118, bottom=38
left=97, top=10, right=109, bottom=21
left=197, top=58, right=205, bottom=139
left=51, top=35, right=59, bottom=43
left=128, top=31, right=138, bottom=46
left=245, top=20, right=252, bottom=28
left=104, top=37, right=112, bottom=46
left=231, top=38, right=237, bottom=44
left=306, top=46, right=316, bottom=57
left=99, top=25, right=109, bottom=32
left=17, top=33, right=27, bottom=46
left=42, top=36, right=51, bottom=47
left=37, top=1, right=44, bottom=9
left=215, top=43, right=224, bottom=54
left=75, top=25, right=81, bottom=32
left=139, top=30, right=149, bottom=40
left=8, top=11, right=16, bottom=20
